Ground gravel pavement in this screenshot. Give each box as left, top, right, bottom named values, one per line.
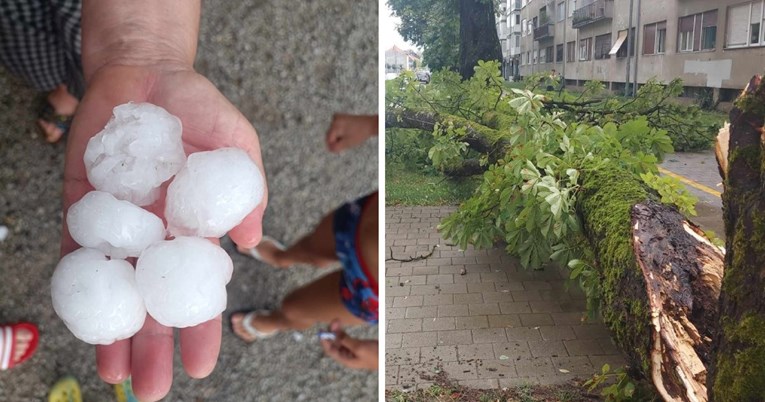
left=0, top=1, right=378, bottom=401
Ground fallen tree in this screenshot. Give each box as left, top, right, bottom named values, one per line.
left=386, top=65, right=765, bottom=400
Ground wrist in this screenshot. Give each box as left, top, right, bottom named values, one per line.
left=82, top=0, right=200, bottom=80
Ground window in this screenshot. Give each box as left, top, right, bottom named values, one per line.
left=516, top=14, right=521, bottom=25
left=579, top=37, right=592, bottom=61
left=527, top=51, right=531, bottom=64
left=643, top=21, right=667, bottom=54
left=545, top=45, right=554, bottom=62
left=567, top=41, right=576, bottom=62
left=616, top=28, right=636, bottom=57
left=558, top=2, right=565, bottom=22
left=678, top=10, right=718, bottom=52
left=556, top=43, right=564, bottom=61
left=751, top=1, right=763, bottom=44
left=568, top=0, right=576, bottom=17
left=539, top=47, right=546, bottom=63
left=522, top=19, right=527, bottom=36
left=593, top=34, right=611, bottom=59
left=515, top=35, right=521, bottom=47
left=533, top=49, right=539, bottom=63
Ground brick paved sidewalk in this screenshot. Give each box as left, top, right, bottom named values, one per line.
left=385, top=206, right=626, bottom=391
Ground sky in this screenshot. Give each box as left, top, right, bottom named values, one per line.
left=381, top=2, right=420, bottom=51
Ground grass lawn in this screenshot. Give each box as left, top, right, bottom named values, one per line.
left=385, top=161, right=480, bottom=206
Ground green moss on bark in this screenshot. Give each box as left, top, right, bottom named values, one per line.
left=577, top=165, right=653, bottom=374
left=713, top=315, right=765, bottom=401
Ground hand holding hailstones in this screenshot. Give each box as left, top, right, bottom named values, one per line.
left=52, top=102, right=264, bottom=344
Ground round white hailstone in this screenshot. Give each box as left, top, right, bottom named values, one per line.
left=67, top=191, right=166, bottom=259
left=84, top=102, right=186, bottom=206
left=51, top=248, right=146, bottom=345
left=135, top=237, right=233, bottom=328
left=165, top=147, right=264, bottom=237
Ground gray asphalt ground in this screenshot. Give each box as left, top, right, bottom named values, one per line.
left=0, top=1, right=378, bottom=401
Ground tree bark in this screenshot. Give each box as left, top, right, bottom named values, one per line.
left=578, top=168, right=723, bottom=401
left=458, top=0, right=502, bottom=79
left=708, top=75, right=765, bottom=401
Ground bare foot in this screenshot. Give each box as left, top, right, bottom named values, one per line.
left=230, top=312, right=279, bottom=342
left=38, top=84, right=79, bottom=143
left=236, top=239, right=289, bottom=268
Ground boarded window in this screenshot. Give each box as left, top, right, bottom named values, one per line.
left=594, top=34, right=611, bottom=59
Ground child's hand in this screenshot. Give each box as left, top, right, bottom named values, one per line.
left=325, top=114, right=378, bottom=153
left=320, top=320, right=378, bottom=370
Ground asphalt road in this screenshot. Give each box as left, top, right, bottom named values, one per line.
left=0, top=1, right=378, bottom=401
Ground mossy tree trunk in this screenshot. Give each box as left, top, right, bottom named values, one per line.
left=708, top=76, right=765, bottom=401
left=458, top=0, right=502, bottom=79
left=578, top=168, right=723, bottom=401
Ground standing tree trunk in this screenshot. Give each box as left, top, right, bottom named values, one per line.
left=709, top=76, right=765, bottom=401
left=458, top=0, right=502, bottom=79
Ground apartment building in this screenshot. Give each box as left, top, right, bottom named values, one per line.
left=385, top=45, right=421, bottom=74
left=509, top=0, right=765, bottom=100
left=497, top=0, right=524, bottom=79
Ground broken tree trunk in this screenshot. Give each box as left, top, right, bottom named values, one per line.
left=708, top=76, right=765, bottom=401
left=578, top=167, right=724, bottom=401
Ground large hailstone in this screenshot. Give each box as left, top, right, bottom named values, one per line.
left=51, top=248, right=146, bottom=345
left=135, top=237, right=233, bottom=328
left=165, top=147, right=264, bottom=237
left=84, top=102, right=186, bottom=206
left=67, top=191, right=166, bottom=259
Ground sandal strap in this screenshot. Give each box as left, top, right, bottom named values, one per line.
left=242, top=311, right=278, bottom=339
left=1, top=326, right=12, bottom=370
left=247, top=236, right=287, bottom=262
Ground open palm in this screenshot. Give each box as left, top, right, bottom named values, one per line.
left=61, top=65, right=267, bottom=401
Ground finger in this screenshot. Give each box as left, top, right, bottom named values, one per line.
left=228, top=201, right=266, bottom=248
left=180, top=316, right=221, bottom=379
left=95, top=340, right=131, bottom=384
left=329, top=319, right=343, bottom=333
left=130, top=316, right=174, bottom=402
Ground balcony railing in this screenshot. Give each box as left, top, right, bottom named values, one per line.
left=533, top=22, right=554, bottom=40
left=572, top=0, right=613, bottom=28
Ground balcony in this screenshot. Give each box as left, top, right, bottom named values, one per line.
left=533, top=22, right=554, bottom=40
left=511, top=0, right=521, bottom=11
left=512, top=24, right=521, bottom=34
left=572, top=0, right=613, bottom=29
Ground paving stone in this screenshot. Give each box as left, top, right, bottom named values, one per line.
left=457, top=344, right=496, bottom=361
left=505, top=327, right=543, bottom=342
left=386, top=266, right=413, bottom=277
left=422, top=294, right=454, bottom=306
left=386, top=284, right=411, bottom=297
left=551, top=355, right=595, bottom=376
left=499, top=377, right=542, bottom=387
left=572, top=325, right=612, bottom=339
left=420, top=345, right=458, bottom=364
left=452, top=273, right=483, bottom=283
left=405, top=306, right=438, bottom=319
left=397, top=363, right=438, bottom=385
left=386, top=347, right=420, bottom=366
left=499, top=301, right=532, bottom=314
left=437, top=330, right=473, bottom=346
left=467, top=282, right=496, bottom=293
left=387, top=307, right=406, bottom=320
left=455, top=316, right=489, bottom=330
left=388, top=318, right=423, bottom=333
left=511, top=290, right=543, bottom=301
left=522, top=280, right=553, bottom=290
left=436, top=283, right=469, bottom=294
left=488, top=314, right=521, bottom=328
left=393, top=295, right=424, bottom=308
left=550, top=312, right=587, bottom=325
left=453, top=293, right=484, bottom=304
left=425, top=258, right=452, bottom=266
left=476, top=358, right=517, bottom=379
left=492, top=341, right=533, bottom=360
left=481, top=291, right=515, bottom=303
left=514, top=356, right=556, bottom=378
left=411, top=266, right=440, bottom=275
left=386, top=365, right=399, bottom=385
left=538, top=326, right=576, bottom=341
left=409, top=285, right=440, bottom=295
left=442, top=361, right=478, bottom=380
left=387, top=333, right=402, bottom=349
left=529, top=300, right=564, bottom=313
left=421, top=317, right=456, bottom=332
left=588, top=354, right=628, bottom=370
left=528, top=340, right=568, bottom=358
left=438, top=265, right=466, bottom=274
left=438, top=304, right=470, bottom=317
left=471, top=328, right=508, bottom=344
left=396, top=275, right=427, bottom=285
left=468, top=303, right=500, bottom=316
left=518, top=313, right=555, bottom=327
left=565, top=339, right=604, bottom=356
left=401, top=332, right=439, bottom=348
left=481, top=272, right=508, bottom=282
left=426, top=274, right=454, bottom=284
